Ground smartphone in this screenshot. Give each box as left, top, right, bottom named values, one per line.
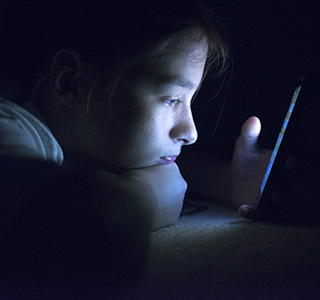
left=257, top=78, right=303, bottom=219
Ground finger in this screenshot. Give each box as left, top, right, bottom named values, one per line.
left=240, top=116, right=261, bottom=151
left=238, top=204, right=260, bottom=221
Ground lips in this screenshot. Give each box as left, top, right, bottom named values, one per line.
left=159, top=156, right=178, bottom=164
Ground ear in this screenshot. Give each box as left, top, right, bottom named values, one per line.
left=50, top=50, right=86, bottom=107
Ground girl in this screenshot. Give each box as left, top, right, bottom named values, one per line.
left=0, top=0, right=268, bottom=292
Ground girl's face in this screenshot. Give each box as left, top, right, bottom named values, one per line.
left=90, top=37, right=207, bottom=173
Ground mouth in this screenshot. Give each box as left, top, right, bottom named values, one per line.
left=159, top=156, right=178, bottom=164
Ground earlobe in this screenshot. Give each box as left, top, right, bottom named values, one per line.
left=50, top=50, right=84, bottom=107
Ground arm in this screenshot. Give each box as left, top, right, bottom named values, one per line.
left=120, top=162, right=186, bottom=231
left=0, top=158, right=186, bottom=289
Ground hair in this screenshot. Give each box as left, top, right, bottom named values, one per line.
left=29, top=0, right=229, bottom=114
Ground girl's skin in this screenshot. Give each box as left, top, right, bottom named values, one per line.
left=33, top=33, right=268, bottom=231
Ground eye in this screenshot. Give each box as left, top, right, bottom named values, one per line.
left=164, top=98, right=181, bottom=105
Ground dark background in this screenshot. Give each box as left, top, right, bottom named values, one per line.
left=1, top=0, right=319, bottom=158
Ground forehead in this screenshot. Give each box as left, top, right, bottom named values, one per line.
left=156, top=35, right=208, bottom=66
left=146, top=37, right=208, bottom=88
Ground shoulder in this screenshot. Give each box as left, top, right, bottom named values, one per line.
left=0, top=97, right=63, bottom=163
left=0, top=97, right=41, bottom=124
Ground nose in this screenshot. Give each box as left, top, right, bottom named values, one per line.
left=170, top=107, right=198, bottom=145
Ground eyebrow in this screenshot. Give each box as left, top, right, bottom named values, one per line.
left=153, top=75, right=199, bottom=90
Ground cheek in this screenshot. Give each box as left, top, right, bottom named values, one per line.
left=110, top=112, right=154, bottom=151
left=111, top=89, right=169, bottom=144
left=111, top=93, right=147, bottom=127
left=127, top=115, right=168, bottom=153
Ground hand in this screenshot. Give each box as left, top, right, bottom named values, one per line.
left=231, top=116, right=272, bottom=219
left=120, top=163, right=187, bottom=230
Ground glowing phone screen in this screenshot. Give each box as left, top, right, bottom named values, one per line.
left=260, top=82, right=303, bottom=196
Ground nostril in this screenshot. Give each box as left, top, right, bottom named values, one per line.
left=170, top=107, right=198, bottom=145
left=170, top=123, right=198, bottom=145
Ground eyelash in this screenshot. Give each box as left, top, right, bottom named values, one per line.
left=164, top=98, right=181, bottom=105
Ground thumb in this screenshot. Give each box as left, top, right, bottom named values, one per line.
left=239, top=116, right=261, bottom=151
left=238, top=205, right=260, bottom=221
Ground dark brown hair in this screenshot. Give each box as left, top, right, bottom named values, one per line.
left=33, top=0, right=229, bottom=112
